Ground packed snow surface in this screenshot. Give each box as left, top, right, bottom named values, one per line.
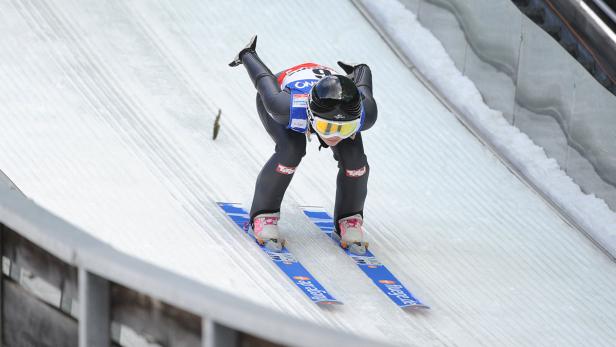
left=0, top=0, right=615, bottom=345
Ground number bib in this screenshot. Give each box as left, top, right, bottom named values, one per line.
left=277, top=63, right=338, bottom=133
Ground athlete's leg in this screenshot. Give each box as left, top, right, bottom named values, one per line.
left=331, top=133, right=369, bottom=231
left=250, top=94, right=306, bottom=221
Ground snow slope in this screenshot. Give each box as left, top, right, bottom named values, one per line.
left=1, top=0, right=615, bottom=345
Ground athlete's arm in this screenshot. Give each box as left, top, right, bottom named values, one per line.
left=241, top=52, right=291, bottom=125
left=352, top=64, right=377, bottom=131
left=337, top=62, right=377, bottom=131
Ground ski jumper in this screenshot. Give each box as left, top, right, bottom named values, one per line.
left=240, top=52, right=378, bottom=229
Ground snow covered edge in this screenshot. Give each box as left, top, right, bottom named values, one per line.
left=356, top=0, right=616, bottom=258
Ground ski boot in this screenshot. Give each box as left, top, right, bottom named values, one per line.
left=251, top=212, right=285, bottom=252
left=228, top=35, right=257, bottom=67
left=335, top=214, right=369, bottom=255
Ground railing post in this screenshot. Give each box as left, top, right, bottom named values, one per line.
left=78, top=268, right=109, bottom=347
left=203, top=318, right=238, bottom=347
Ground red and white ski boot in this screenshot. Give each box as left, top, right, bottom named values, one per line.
left=336, top=214, right=368, bottom=255
left=251, top=212, right=285, bottom=251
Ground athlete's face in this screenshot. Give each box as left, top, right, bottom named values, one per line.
left=320, top=135, right=343, bottom=147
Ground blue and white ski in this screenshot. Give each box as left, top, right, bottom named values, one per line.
left=218, top=202, right=341, bottom=306
left=302, top=206, right=429, bottom=310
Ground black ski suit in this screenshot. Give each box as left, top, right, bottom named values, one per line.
left=239, top=51, right=378, bottom=231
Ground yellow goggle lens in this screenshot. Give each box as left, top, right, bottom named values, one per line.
left=311, top=117, right=360, bottom=137
left=339, top=122, right=359, bottom=137
left=314, top=119, right=331, bottom=134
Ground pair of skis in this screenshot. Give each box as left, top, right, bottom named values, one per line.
left=218, top=202, right=429, bottom=310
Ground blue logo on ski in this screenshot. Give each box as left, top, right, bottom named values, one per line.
left=218, top=202, right=341, bottom=306
left=302, top=206, right=429, bottom=310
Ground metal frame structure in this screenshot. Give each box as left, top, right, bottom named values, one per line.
left=592, top=0, right=616, bottom=24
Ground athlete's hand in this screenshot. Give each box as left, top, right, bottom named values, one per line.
left=229, top=35, right=258, bottom=67
left=337, top=61, right=369, bottom=80
left=337, top=61, right=358, bottom=74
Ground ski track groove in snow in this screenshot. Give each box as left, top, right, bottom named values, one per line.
left=1, top=0, right=616, bottom=345
left=113, top=0, right=336, bottom=320
left=35, top=0, right=317, bottom=320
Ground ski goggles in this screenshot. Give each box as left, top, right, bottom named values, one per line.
left=307, top=107, right=361, bottom=138
left=309, top=116, right=361, bottom=138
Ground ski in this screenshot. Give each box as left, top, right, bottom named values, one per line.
left=218, top=202, right=341, bottom=306
left=301, top=206, right=429, bottom=310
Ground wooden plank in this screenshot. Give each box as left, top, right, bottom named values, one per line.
left=3, top=279, right=77, bottom=347
left=111, top=283, right=201, bottom=346
left=2, top=228, right=78, bottom=315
